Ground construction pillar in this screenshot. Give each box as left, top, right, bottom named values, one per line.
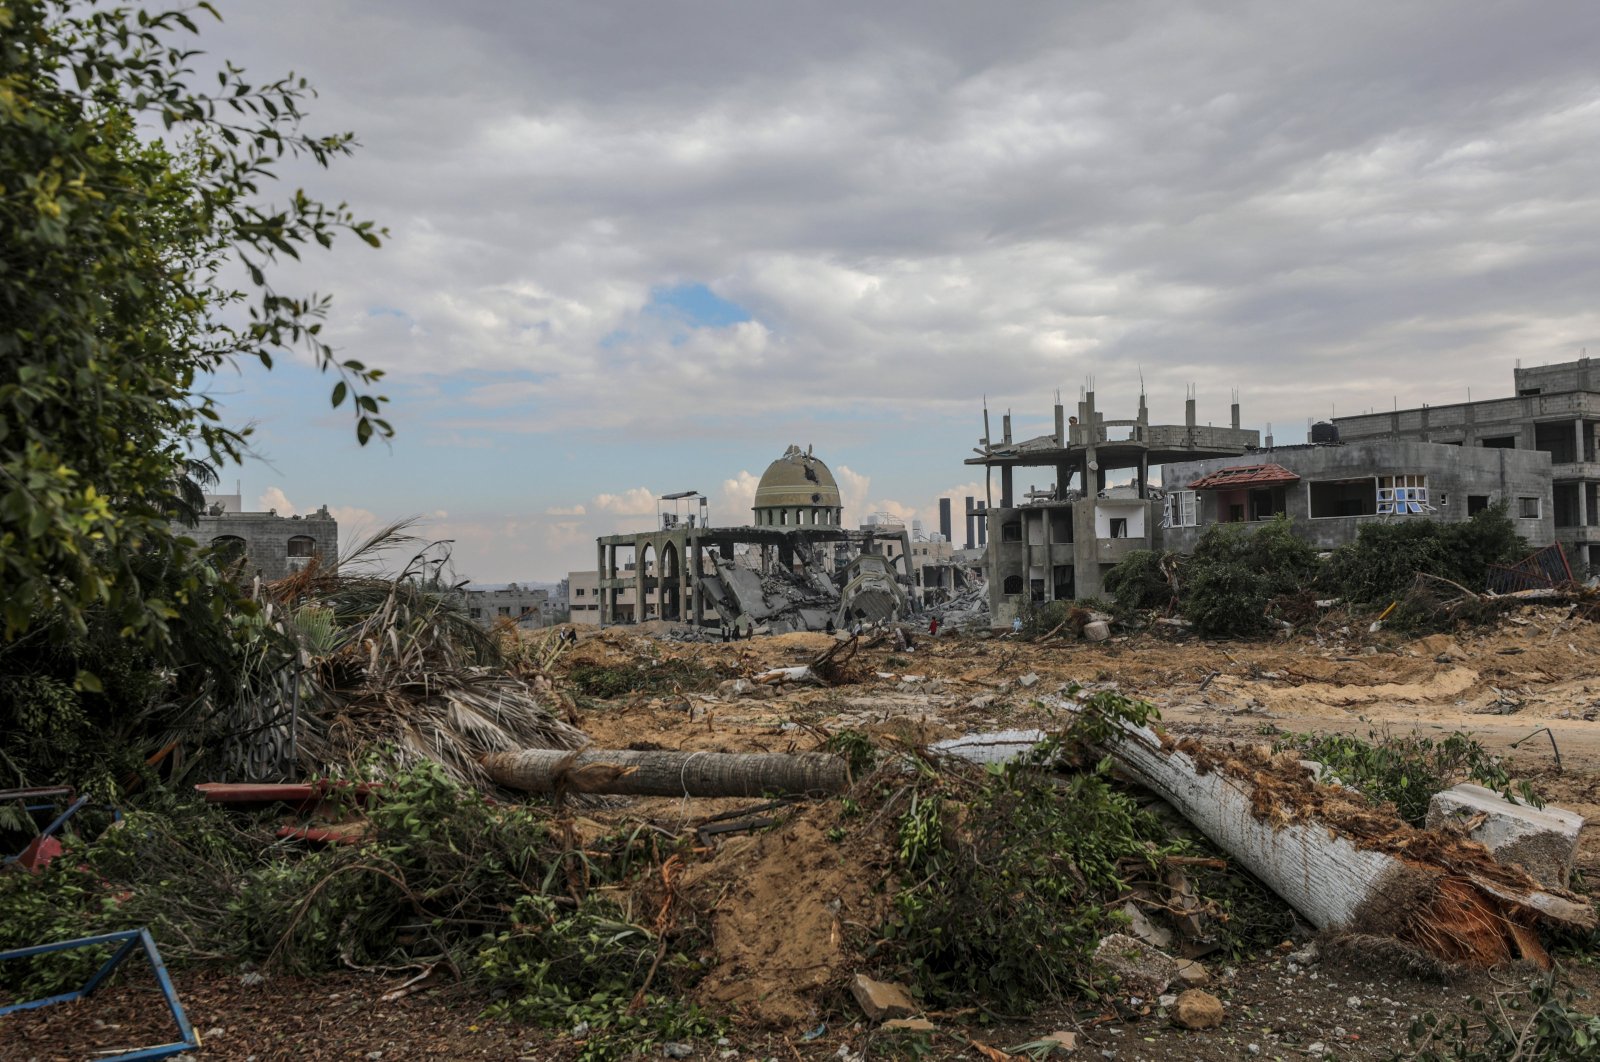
left=596, top=540, right=608, bottom=627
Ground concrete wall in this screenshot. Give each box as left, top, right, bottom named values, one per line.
left=197, top=509, right=337, bottom=582
left=1160, top=441, right=1553, bottom=552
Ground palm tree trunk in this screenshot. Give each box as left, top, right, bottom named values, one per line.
left=483, top=748, right=850, bottom=797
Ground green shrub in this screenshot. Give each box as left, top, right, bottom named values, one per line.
left=1275, top=728, right=1539, bottom=827
left=1322, top=504, right=1526, bottom=604
left=1102, top=550, right=1176, bottom=616
left=1181, top=517, right=1318, bottom=637
left=1396, top=976, right=1600, bottom=1061
left=886, top=691, right=1177, bottom=1008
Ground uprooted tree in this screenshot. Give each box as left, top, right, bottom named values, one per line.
left=1, top=1, right=386, bottom=786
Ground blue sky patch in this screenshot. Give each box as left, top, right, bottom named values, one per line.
left=646, top=283, right=752, bottom=328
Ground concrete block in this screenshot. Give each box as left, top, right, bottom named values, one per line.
left=850, top=973, right=918, bottom=1021
left=1083, top=620, right=1111, bottom=642
left=1426, top=783, right=1584, bottom=889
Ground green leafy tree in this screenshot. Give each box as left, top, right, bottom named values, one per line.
left=0, top=0, right=388, bottom=649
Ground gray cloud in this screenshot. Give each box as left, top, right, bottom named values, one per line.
left=202, top=0, right=1600, bottom=441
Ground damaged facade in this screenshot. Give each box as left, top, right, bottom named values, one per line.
left=1162, top=440, right=1555, bottom=552
left=1333, top=356, right=1600, bottom=570
left=967, top=390, right=1257, bottom=627
left=196, top=492, right=337, bottom=582
left=589, top=446, right=917, bottom=633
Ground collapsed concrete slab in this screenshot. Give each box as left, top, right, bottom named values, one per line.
left=1426, top=783, right=1585, bottom=890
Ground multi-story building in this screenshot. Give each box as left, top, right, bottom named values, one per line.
left=1334, top=357, right=1600, bottom=569
left=967, top=389, right=1257, bottom=625
left=1161, top=440, right=1553, bottom=552
left=197, top=493, right=337, bottom=582
left=459, top=584, right=549, bottom=628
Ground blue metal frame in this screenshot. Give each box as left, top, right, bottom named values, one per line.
left=4, top=793, right=122, bottom=866
left=0, top=929, right=198, bottom=1060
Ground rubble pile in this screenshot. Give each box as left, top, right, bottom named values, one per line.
left=928, top=572, right=990, bottom=629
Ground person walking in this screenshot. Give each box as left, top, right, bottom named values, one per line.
left=928, top=617, right=940, bottom=637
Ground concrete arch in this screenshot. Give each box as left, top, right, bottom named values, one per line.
left=637, top=541, right=656, bottom=621
left=659, top=540, right=682, bottom=621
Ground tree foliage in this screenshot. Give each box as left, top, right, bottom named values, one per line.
left=0, top=0, right=387, bottom=646
left=1320, top=504, right=1527, bottom=604
left=1180, top=516, right=1318, bottom=637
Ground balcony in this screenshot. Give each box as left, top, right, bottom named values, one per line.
left=1096, top=537, right=1146, bottom=563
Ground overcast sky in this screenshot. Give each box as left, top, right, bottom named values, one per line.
left=197, top=1, right=1600, bottom=582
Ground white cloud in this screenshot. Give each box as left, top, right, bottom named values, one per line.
left=545, top=504, right=587, bottom=516
left=834, top=466, right=872, bottom=525
left=592, top=487, right=657, bottom=515
left=257, top=486, right=297, bottom=515
left=716, top=471, right=759, bottom=524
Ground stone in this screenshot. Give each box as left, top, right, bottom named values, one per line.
left=882, top=1018, right=936, bottom=1033
left=1019, top=672, right=1040, bottom=688
left=1039, top=1030, right=1078, bottom=1054
left=1426, top=783, right=1584, bottom=889
left=1172, top=959, right=1211, bottom=988
left=1170, top=989, right=1224, bottom=1030
left=662, top=1044, right=694, bottom=1059
left=1083, top=620, right=1111, bottom=643
left=1121, top=903, right=1174, bottom=950
left=1093, top=933, right=1178, bottom=998
left=850, top=973, right=918, bottom=1021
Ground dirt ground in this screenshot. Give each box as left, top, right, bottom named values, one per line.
left=5, top=611, right=1599, bottom=1061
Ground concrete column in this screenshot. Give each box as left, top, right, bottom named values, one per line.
left=1577, top=419, right=1586, bottom=465
left=1001, top=466, right=1014, bottom=508
left=679, top=548, right=690, bottom=623
left=596, top=540, right=608, bottom=627
left=693, top=543, right=705, bottom=625
left=1580, top=482, right=1590, bottom=530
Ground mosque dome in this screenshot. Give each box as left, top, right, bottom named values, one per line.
left=752, top=445, right=843, bottom=527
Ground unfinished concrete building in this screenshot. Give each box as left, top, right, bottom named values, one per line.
left=1162, top=440, right=1554, bottom=552
left=592, top=447, right=916, bottom=633
left=1333, top=357, right=1600, bottom=570
left=968, top=390, right=1257, bottom=626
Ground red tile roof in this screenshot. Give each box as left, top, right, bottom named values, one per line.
left=1186, top=463, right=1301, bottom=490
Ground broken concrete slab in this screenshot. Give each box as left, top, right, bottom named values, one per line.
left=1093, top=933, right=1177, bottom=999
left=850, top=973, right=919, bottom=1021
left=1083, top=620, right=1111, bottom=642
left=1120, top=902, right=1175, bottom=950
left=1426, top=783, right=1585, bottom=889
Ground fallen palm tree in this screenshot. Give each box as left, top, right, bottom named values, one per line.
left=934, top=698, right=1594, bottom=970
left=179, top=523, right=585, bottom=790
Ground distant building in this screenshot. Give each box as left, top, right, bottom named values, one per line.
left=197, top=494, right=337, bottom=582
left=458, top=584, right=548, bottom=628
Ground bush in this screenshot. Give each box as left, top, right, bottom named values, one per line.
left=886, top=691, right=1178, bottom=1008
left=1181, top=517, right=1319, bottom=637
left=1397, top=976, right=1600, bottom=1061
left=1322, top=504, right=1526, bottom=604
left=1102, top=549, right=1176, bottom=616
left=1274, top=728, right=1539, bottom=827
left=0, top=761, right=702, bottom=1040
